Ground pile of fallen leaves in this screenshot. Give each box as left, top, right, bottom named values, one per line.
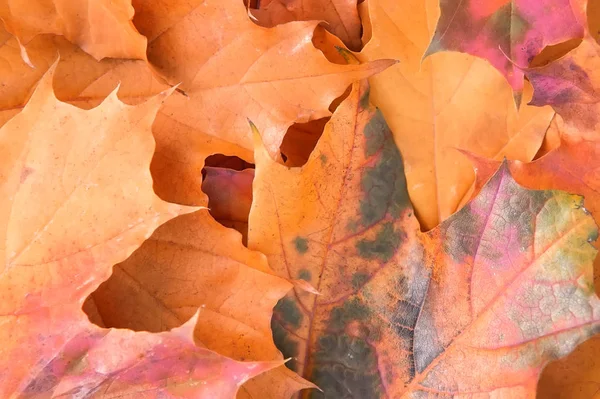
left=2, top=0, right=600, bottom=397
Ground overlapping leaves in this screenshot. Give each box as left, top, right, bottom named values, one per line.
left=1, top=0, right=600, bottom=397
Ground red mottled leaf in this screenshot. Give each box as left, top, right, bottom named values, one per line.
left=0, top=67, right=279, bottom=397
left=249, top=81, right=600, bottom=397
left=425, top=0, right=586, bottom=96
left=464, top=141, right=600, bottom=398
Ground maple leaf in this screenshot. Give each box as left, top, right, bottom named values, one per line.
left=87, top=210, right=289, bottom=357
left=248, top=81, right=600, bottom=397
left=85, top=174, right=315, bottom=398
left=88, top=211, right=313, bottom=398
left=424, top=0, right=586, bottom=96
left=131, top=0, right=394, bottom=160
left=0, top=0, right=146, bottom=60
left=464, top=139, right=600, bottom=399
left=0, top=67, right=279, bottom=397
left=354, top=0, right=555, bottom=230
left=460, top=36, right=600, bottom=398
left=249, top=0, right=362, bottom=51
left=202, top=167, right=254, bottom=242
left=526, top=35, right=600, bottom=141
left=0, top=23, right=249, bottom=205
left=0, top=24, right=162, bottom=128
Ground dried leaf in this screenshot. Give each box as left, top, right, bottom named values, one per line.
left=0, top=0, right=146, bottom=60
left=250, top=0, right=362, bottom=50
left=0, top=24, right=247, bottom=205
left=425, top=0, right=586, bottom=95
left=0, top=22, right=165, bottom=126
left=88, top=209, right=285, bottom=346
left=133, top=0, right=394, bottom=160
left=249, top=82, right=600, bottom=397
left=465, top=113, right=600, bottom=399
left=527, top=35, right=600, bottom=141
left=0, top=66, right=278, bottom=397
left=355, top=0, right=555, bottom=230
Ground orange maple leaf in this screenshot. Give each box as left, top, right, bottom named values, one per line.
left=0, top=66, right=279, bottom=397
left=133, top=0, right=395, bottom=160
left=0, top=0, right=146, bottom=60
left=248, top=81, right=600, bottom=397
left=250, top=0, right=362, bottom=50
left=355, top=0, right=556, bottom=230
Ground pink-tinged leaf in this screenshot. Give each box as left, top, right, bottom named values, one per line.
left=463, top=134, right=600, bottom=399
left=249, top=81, right=600, bottom=397
left=425, top=0, right=586, bottom=95
left=526, top=35, right=600, bottom=141
left=17, top=313, right=278, bottom=398
left=0, top=66, right=278, bottom=397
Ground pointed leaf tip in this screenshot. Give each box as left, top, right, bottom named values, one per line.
left=170, top=309, right=202, bottom=343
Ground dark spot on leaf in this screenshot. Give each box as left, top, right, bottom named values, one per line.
left=20, top=166, right=34, bottom=183
left=359, top=110, right=410, bottom=226
left=23, top=373, right=58, bottom=394
left=310, top=334, right=383, bottom=398
left=351, top=272, right=370, bottom=289
left=271, top=320, right=299, bottom=371
left=588, top=228, right=599, bottom=243
left=329, top=297, right=371, bottom=331
left=298, top=269, right=312, bottom=281
left=356, top=222, right=402, bottom=262
left=294, top=236, right=309, bottom=254
left=274, top=297, right=303, bottom=329
left=359, top=87, right=371, bottom=110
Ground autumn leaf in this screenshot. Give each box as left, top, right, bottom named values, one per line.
left=354, top=0, right=555, bottom=230
left=0, top=0, right=146, bottom=60
left=132, top=0, right=394, bottom=160
left=87, top=210, right=312, bottom=398
left=0, top=66, right=279, bottom=397
left=249, top=81, right=600, bottom=397
left=464, top=138, right=600, bottom=399
left=424, top=0, right=586, bottom=96
left=249, top=0, right=362, bottom=51
left=527, top=35, right=600, bottom=141
left=0, top=23, right=248, bottom=205
left=453, top=35, right=600, bottom=398
left=0, top=22, right=163, bottom=128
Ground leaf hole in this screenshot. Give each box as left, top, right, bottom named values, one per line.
left=279, top=117, right=330, bottom=167
left=201, top=161, right=254, bottom=245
